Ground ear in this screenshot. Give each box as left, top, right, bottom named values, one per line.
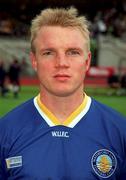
left=30, top=51, right=37, bottom=71
left=85, top=51, right=91, bottom=72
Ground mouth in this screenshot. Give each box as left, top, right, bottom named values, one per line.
left=54, top=74, right=71, bottom=81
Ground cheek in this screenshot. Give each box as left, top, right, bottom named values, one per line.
left=37, top=62, right=52, bottom=77
left=37, top=64, right=45, bottom=75
left=77, top=62, right=88, bottom=81
left=79, top=68, right=86, bottom=80
left=77, top=63, right=86, bottom=74
left=72, top=64, right=85, bottom=81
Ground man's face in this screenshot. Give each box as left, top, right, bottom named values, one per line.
left=30, top=26, right=91, bottom=97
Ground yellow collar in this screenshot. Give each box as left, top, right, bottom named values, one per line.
left=34, top=93, right=91, bottom=127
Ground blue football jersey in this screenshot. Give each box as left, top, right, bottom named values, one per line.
left=0, top=94, right=126, bottom=179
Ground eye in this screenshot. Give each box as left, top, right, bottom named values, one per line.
left=67, top=49, right=80, bottom=56
left=42, top=51, right=53, bottom=56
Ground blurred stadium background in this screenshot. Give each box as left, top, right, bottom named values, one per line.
left=0, top=0, right=126, bottom=116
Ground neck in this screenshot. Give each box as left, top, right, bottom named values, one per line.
left=39, top=91, right=85, bottom=123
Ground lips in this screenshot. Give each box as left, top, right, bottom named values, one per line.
left=54, top=74, right=71, bottom=81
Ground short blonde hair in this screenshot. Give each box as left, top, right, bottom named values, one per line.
left=30, top=7, right=90, bottom=52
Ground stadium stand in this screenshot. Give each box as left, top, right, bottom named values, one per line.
left=0, top=0, right=126, bottom=88
left=98, top=35, right=126, bottom=67
left=0, top=36, right=34, bottom=76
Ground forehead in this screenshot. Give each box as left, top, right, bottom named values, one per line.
left=34, top=26, right=86, bottom=49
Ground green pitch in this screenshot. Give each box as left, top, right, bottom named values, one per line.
left=0, top=86, right=126, bottom=117
left=0, top=86, right=39, bottom=117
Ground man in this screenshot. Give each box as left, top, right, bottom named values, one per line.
left=120, top=72, right=126, bottom=95
left=0, top=7, right=126, bottom=179
left=107, top=73, right=120, bottom=96
left=0, top=60, right=7, bottom=97
left=8, top=59, right=21, bottom=98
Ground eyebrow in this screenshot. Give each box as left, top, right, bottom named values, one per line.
left=40, top=48, right=56, bottom=52
left=67, top=47, right=83, bottom=51
left=39, top=46, right=84, bottom=53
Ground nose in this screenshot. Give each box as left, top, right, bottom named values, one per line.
left=55, top=53, right=69, bottom=68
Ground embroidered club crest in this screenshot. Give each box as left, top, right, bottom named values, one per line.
left=91, top=149, right=117, bottom=178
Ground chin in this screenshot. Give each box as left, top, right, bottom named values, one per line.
left=51, top=89, right=76, bottom=97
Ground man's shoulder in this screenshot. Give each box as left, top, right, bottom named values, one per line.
left=91, top=98, right=126, bottom=128
left=0, top=98, right=35, bottom=128
left=0, top=98, right=39, bottom=152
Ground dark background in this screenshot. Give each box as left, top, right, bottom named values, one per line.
left=0, top=0, right=125, bottom=22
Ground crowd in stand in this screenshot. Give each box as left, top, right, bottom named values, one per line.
left=0, top=1, right=126, bottom=97
left=90, top=1, right=126, bottom=39
left=0, top=1, right=126, bottom=38
left=0, top=11, right=29, bottom=37
left=92, top=10, right=126, bottom=39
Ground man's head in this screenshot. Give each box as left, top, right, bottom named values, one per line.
left=30, top=7, right=91, bottom=97
left=30, top=7, right=90, bottom=53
